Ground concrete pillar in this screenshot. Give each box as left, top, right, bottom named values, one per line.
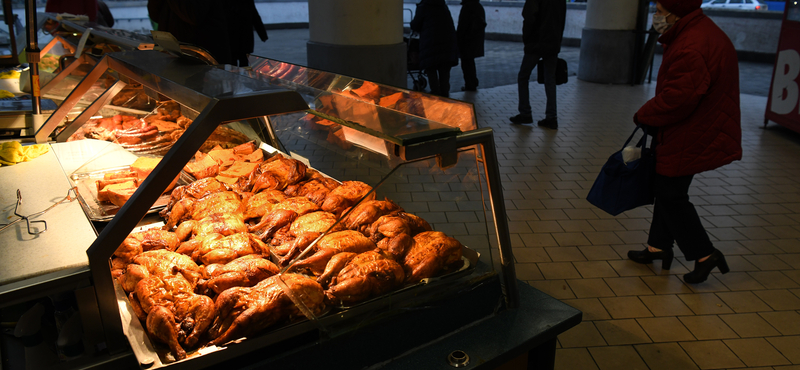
left=307, top=0, right=406, bottom=88
left=578, top=0, right=640, bottom=84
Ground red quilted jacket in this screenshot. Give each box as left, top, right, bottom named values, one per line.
left=634, top=9, right=742, bottom=177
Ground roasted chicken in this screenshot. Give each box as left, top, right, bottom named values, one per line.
left=162, top=177, right=230, bottom=220
left=343, top=199, right=402, bottom=233
left=242, top=189, right=287, bottom=221
left=320, top=180, right=374, bottom=215
left=164, top=191, right=243, bottom=230
left=250, top=154, right=308, bottom=193
left=115, top=250, right=213, bottom=360
left=284, top=176, right=340, bottom=206
left=249, top=197, right=319, bottom=240
left=175, top=232, right=269, bottom=265
left=198, top=255, right=280, bottom=295
left=175, top=214, right=248, bottom=241
left=324, top=251, right=405, bottom=305
left=403, top=231, right=464, bottom=283
left=290, top=230, right=377, bottom=277
left=208, top=273, right=326, bottom=346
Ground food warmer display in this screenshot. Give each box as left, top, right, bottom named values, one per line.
left=1, top=49, right=543, bottom=369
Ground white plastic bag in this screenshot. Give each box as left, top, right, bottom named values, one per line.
left=622, top=146, right=641, bottom=164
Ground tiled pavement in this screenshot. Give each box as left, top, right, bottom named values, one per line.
left=258, top=29, right=800, bottom=370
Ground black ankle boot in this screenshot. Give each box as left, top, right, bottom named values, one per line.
left=684, top=249, right=729, bottom=284
left=627, top=247, right=674, bottom=269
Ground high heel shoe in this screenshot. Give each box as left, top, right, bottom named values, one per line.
left=683, top=249, right=729, bottom=284
left=627, top=247, right=674, bottom=269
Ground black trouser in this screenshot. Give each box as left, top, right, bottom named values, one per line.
left=647, top=174, right=715, bottom=261
left=425, top=66, right=451, bottom=97
left=461, top=57, right=478, bottom=89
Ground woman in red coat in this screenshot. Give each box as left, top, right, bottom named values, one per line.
left=627, top=0, right=742, bottom=284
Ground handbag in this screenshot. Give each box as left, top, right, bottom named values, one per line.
left=537, top=58, right=568, bottom=85
left=586, top=125, right=656, bottom=216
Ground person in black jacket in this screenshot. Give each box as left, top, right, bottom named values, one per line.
left=410, top=0, right=459, bottom=98
left=148, top=0, right=267, bottom=66
left=457, top=0, right=486, bottom=91
left=510, top=0, right=566, bottom=129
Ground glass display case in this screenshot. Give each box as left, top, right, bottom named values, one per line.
left=11, top=50, right=521, bottom=369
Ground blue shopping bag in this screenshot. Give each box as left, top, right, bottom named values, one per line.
left=586, top=125, right=656, bottom=216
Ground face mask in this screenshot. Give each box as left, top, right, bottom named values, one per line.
left=653, top=13, right=672, bottom=34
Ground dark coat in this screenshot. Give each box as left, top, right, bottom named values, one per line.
left=522, top=0, right=566, bottom=57
left=457, top=0, right=486, bottom=59
left=634, top=9, right=742, bottom=177
left=410, top=0, right=459, bottom=70
left=148, top=0, right=267, bottom=66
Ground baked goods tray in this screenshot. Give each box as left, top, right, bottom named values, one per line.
left=70, top=166, right=180, bottom=222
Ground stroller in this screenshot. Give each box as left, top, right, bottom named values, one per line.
left=404, top=32, right=427, bottom=91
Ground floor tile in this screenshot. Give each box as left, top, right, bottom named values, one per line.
left=512, top=247, right=552, bottom=263
left=716, top=291, right=773, bottom=313
left=604, top=277, right=655, bottom=296
left=639, top=294, right=695, bottom=316
left=607, top=260, right=656, bottom=277
left=526, top=280, right=576, bottom=300
left=679, top=340, right=745, bottom=369
left=715, top=272, right=767, bottom=291
left=573, top=261, right=620, bottom=278
left=686, top=275, right=731, bottom=293
left=744, top=254, right=793, bottom=270
left=555, top=348, right=599, bottom=370
left=545, top=246, right=587, bottom=261
left=759, top=311, right=800, bottom=335
left=749, top=271, right=800, bottom=289
left=754, top=289, right=800, bottom=311
left=641, top=275, right=695, bottom=295
left=636, top=317, right=695, bottom=342
left=594, top=319, right=652, bottom=345
left=537, top=262, right=582, bottom=280
left=557, top=321, right=607, bottom=348
left=599, top=297, right=653, bottom=319
left=634, top=342, right=699, bottom=370
left=724, top=255, right=761, bottom=272
left=678, top=315, right=739, bottom=340
left=723, top=338, right=791, bottom=367
left=719, top=313, right=782, bottom=337
left=566, top=278, right=616, bottom=298
left=588, top=345, right=649, bottom=370
left=515, top=263, right=544, bottom=280
left=578, top=245, right=621, bottom=261
left=766, top=335, right=800, bottom=364
left=679, top=293, right=734, bottom=315
left=562, top=298, right=612, bottom=321
left=556, top=220, right=595, bottom=233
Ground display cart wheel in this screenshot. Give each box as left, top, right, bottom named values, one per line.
left=413, top=76, right=427, bottom=91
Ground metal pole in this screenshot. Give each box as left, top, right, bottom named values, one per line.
left=456, top=128, right=519, bottom=308
left=24, top=0, right=41, bottom=115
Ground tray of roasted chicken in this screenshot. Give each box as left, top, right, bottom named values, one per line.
left=108, top=141, right=480, bottom=366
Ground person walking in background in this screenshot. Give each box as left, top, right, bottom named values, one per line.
left=457, top=0, right=486, bottom=92
left=410, top=0, right=459, bottom=98
left=626, top=0, right=742, bottom=284
left=509, top=0, right=565, bottom=129
left=148, top=0, right=267, bottom=66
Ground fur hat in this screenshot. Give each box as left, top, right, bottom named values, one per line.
left=658, top=0, right=702, bottom=17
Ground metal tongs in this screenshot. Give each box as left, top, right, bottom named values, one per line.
left=0, top=187, right=78, bottom=235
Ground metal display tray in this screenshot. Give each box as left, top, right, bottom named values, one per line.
left=71, top=166, right=182, bottom=222
left=118, top=245, right=480, bottom=368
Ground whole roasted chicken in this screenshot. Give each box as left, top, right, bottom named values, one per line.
left=249, top=197, right=319, bottom=240
left=403, top=231, right=464, bottom=283
left=175, top=214, right=248, bottom=241
left=284, top=175, right=340, bottom=206
left=249, top=154, right=307, bottom=193
left=324, top=250, right=405, bottom=305
left=320, top=180, right=375, bottom=215
left=343, top=199, right=402, bottom=233
left=272, top=211, right=346, bottom=264
left=175, top=232, right=269, bottom=265
left=208, top=273, right=326, bottom=346
left=290, top=230, right=377, bottom=278
left=242, top=189, right=287, bottom=221
left=164, top=191, right=243, bottom=230
left=162, top=177, right=230, bottom=217
left=197, top=255, right=280, bottom=295
left=116, top=250, right=213, bottom=360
